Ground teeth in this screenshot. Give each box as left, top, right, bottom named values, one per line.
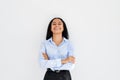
left=54, top=28, right=60, bottom=30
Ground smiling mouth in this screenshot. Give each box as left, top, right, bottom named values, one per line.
left=54, top=27, right=61, bottom=30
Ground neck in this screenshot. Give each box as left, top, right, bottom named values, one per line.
left=52, top=34, right=63, bottom=45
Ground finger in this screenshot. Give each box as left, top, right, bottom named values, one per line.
left=42, top=53, right=49, bottom=60
left=43, top=53, right=48, bottom=57
left=72, top=59, right=75, bottom=63
left=69, top=56, right=75, bottom=59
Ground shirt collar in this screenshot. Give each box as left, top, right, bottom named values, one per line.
left=48, top=37, right=67, bottom=43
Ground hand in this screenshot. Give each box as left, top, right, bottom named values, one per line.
left=61, top=56, right=75, bottom=64
left=42, top=53, right=49, bottom=60
left=67, top=56, right=75, bottom=64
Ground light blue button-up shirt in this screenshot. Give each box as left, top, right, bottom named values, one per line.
left=39, top=37, right=75, bottom=71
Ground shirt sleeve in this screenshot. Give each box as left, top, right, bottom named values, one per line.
left=59, top=63, right=75, bottom=70
left=59, top=41, right=75, bottom=70
left=39, top=41, right=62, bottom=69
left=68, top=41, right=74, bottom=56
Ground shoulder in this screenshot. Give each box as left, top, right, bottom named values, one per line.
left=42, top=40, right=49, bottom=45
left=40, top=40, right=47, bottom=46
left=41, top=38, right=52, bottom=45
left=64, top=38, right=73, bottom=46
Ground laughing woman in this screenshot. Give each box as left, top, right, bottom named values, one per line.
left=39, top=17, right=75, bottom=80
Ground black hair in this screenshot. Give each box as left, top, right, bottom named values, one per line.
left=46, top=17, right=69, bottom=40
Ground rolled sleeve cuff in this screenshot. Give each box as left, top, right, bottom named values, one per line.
left=56, top=59, right=62, bottom=67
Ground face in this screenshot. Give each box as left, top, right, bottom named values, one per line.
left=51, top=19, right=64, bottom=34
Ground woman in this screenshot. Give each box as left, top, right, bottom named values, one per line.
left=39, top=17, right=75, bottom=80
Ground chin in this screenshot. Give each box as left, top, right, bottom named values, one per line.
left=53, top=32, right=62, bottom=34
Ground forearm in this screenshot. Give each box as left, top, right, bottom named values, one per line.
left=40, top=53, right=62, bottom=68
left=61, top=56, right=75, bottom=64
left=40, top=59, right=62, bottom=68
left=59, top=63, right=75, bottom=70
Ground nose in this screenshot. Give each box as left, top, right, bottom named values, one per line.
left=55, top=24, right=59, bottom=27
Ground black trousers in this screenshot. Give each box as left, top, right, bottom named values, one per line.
left=44, top=68, right=72, bottom=80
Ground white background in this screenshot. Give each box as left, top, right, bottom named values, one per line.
left=0, top=0, right=120, bottom=80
